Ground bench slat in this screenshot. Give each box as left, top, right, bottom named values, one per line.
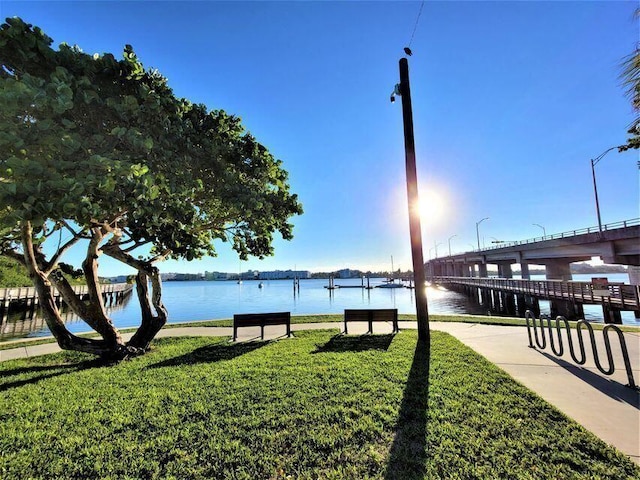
left=233, top=312, right=291, bottom=341
left=344, top=309, right=398, bottom=334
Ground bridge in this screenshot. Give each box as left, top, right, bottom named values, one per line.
left=426, top=219, right=640, bottom=323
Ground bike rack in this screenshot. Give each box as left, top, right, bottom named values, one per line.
left=525, top=310, right=638, bottom=390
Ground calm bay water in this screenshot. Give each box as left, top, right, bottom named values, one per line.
left=3, top=273, right=638, bottom=340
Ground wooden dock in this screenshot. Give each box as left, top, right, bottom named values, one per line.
left=433, top=277, right=639, bottom=311
left=0, top=283, right=134, bottom=324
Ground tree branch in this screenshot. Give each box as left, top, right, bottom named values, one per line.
left=43, top=234, right=82, bottom=275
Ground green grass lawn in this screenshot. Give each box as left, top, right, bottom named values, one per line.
left=1, top=313, right=637, bottom=352
left=1, top=330, right=637, bottom=479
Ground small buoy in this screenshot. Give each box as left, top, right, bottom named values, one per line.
left=258, top=282, right=264, bottom=289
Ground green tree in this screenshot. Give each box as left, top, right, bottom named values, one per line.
left=619, top=8, right=640, bottom=151
left=0, top=18, right=302, bottom=359
left=0, top=256, right=31, bottom=287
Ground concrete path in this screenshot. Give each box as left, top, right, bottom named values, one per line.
left=1, top=321, right=638, bottom=464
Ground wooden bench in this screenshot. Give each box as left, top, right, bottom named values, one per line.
left=343, top=309, right=399, bottom=334
left=233, top=312, right=292, bottom=341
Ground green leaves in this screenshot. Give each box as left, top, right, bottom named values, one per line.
left=0, top=16, right=302, bottom=272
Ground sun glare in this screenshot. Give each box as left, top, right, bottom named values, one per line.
left=418, top=189, right=446, bottom=226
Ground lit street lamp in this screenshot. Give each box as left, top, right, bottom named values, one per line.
left=590, top=146, right=624, bottom=234
left=476, top=217, right=489, bottom=250
left=533, top=223, right=546, bottom=237
left=448, top=234, right=457, bottom=256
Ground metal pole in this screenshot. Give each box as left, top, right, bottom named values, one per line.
left=533, top=223, right=546, bottom=237
left=591, top=158, right=603, bottom=234
left=399, top=57, right=429, bottom=342
left=448, top=234, right=457, bottom=257
left=476, top=217, right=488, bottom=250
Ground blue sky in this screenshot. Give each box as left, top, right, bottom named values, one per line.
left=2, top=1, right=638, bottom=276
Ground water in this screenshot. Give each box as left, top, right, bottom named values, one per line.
left=2, top=274, right=638, bottom=340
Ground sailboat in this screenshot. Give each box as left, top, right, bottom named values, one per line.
left=377, top=256, right=404, bottom=288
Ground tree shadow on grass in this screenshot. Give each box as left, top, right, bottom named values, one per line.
left=148, top=340, right=270, bottom=369
left=0, top=359, right=104, bottom=392
left=384, top=339, right=431, bottom=480
left=312, top=334, right=394, bottom=354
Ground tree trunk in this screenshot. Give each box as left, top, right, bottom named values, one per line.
left=49, top=271, right=123, bottom=348
left=20, top=221, right=126, bottom=358
left=127, top=268, right=168, bottom=350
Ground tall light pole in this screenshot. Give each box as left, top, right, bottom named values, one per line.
left=393, top=57, right=429, bottom=342
left=433, top=241, right=443, bottom=259
left=448, top=234, right=457, bottom=256
left=476, top=217, right=489, bottom=250
left=532, top=223, right=546, bottom=237
left=591, top=146, right=624, bottom=234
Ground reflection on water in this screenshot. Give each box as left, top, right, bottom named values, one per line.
left=2, top=274, right=638, bottom=341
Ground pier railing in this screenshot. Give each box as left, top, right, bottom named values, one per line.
left=525, top=311, right=638, bottom=389
left=433, top=276, right=640, bottom=310
left=1, top=283, right=134, bottom=311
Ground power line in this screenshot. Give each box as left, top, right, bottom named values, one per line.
left=407, top=0, right=426, bottom=50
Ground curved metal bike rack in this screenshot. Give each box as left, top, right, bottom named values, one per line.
left=525, top=310, right=638, bottom=390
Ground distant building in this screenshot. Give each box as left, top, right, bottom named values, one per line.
left=258, top=270, right=311, bottom=280
left=337, top=269, right=362, bottom=279
left=337, top=269, right=352, bottom=279
left=204, top=271, right=231, bottom=280
left=240, top=270, right=260, bottom=280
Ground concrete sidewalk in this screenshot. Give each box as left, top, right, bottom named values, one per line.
left=1, top=321, right=638, bottom=464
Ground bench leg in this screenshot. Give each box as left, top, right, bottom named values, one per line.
left=287, top=322, right=292, bottom=338
left=260, top=325, right=265, bottom=340
left=367, top=318, right=373, bottom=335
left=393, top=320, right=399, bottom=333
left=233, top=326, right=238, bottom=342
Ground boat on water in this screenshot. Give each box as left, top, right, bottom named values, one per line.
left=377, top=255, right=405, bottom=288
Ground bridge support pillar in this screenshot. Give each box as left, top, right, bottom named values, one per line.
left=480, top=288, right=491, bottom=306
left=520, top=262, right=531, bottom=280
left=516, top=295, right=527, bottom=315
left=545, top=260, right=572, bottom=281
left=544, top=259, right=578, bottom=319
left=462, top=263, right=472, bottom=277
left=550, top=301, right=583, bottom=320
left=497, top=262, right=513, bottom=278
left=492, top=289, right=501, bottom=312
left=503, top=292, right=516, bottom=315
left=629, top=266, right=640, bottom=319
left=478, top=263, right=488, bottom=278
left=602, top=303, right=623, bottom=325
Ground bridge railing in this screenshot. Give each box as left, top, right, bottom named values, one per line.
left=433, top=276, right=640, bottom=309
left=525, top=311, right=638, bottom=390
left=457, top=218, right=640, bottom=253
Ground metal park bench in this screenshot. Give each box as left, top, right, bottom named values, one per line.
left=232, top=312, right=292, bottom=342
left=343, top=308, right=399, bottom=334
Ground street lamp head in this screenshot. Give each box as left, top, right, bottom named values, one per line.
left=390, top=83, right=402, bottom=102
